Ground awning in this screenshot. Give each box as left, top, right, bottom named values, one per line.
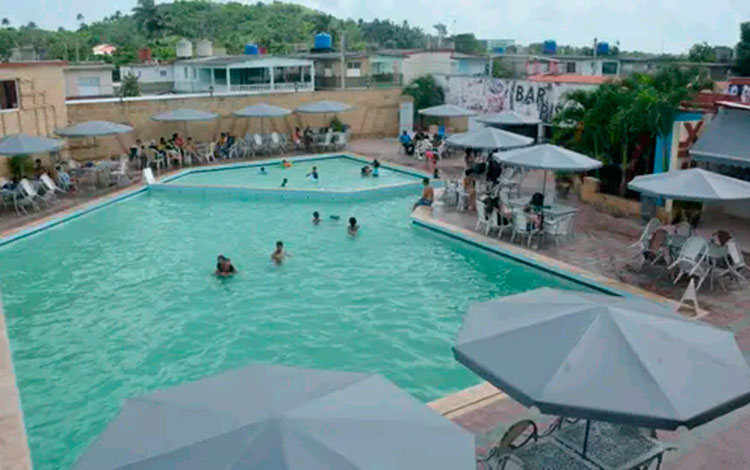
left=690, top=107, right=750, bottom=167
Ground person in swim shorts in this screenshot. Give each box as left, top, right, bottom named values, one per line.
left=412, top=178, right=435, bottom=210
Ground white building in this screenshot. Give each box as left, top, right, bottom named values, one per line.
left=119, top=62, right=175, bottom=94
left=173, top=55, right=314, bottom=94
left=400, top=50, right=456, bottom=84
left=63, top=62, right=115, bottom=98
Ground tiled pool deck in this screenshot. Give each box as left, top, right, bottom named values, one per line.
left=1, top=141, right=750, bottom=468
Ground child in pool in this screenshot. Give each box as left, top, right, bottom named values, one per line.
left=281, top=178, right=288, bottom=187
left=312, top=211, right=321, bottom=225
left=347, top=217, right=359, bottom=236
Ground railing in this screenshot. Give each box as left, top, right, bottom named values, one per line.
left=228, top=82, right=314, bottom=93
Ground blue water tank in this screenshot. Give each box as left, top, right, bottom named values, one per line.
left=542, top=40, right=557, bottom=55
left=596, top=41, right=609, bottom=55
left=492, top=47, right=505, bottom=54
left=244, top=44, right=259, bottom=55
left=314, top=33, right=332, bottom=50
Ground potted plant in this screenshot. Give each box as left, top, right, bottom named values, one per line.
left=7, top=155, right=33, bottom=182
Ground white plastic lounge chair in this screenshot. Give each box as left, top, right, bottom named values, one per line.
left=675, top=221, right=693, bottom=237
left=271, top=132, right=285, bottom=154
left=196, top=142, right=216, bottom=163
left=475, top=200, right=490, bottom=234
left=142, top=168, right=156, bottom=185
left=110, top=159, right=130, bottom=186
left=630, top=217, right=662, bottom=250
left=668, top=236, right=710, bottom=288
left=316, top=131, right=333, bottom=152
left=510, top=210, right=541, bottom=247
left=253, top=134, right=269, bottom=156
left=40, top=173, right=65, bottom=196
left=19, top=178, right=51, bottom=208
left=717, top=239, right=750, bottom=282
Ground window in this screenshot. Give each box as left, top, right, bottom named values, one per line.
left=346, top=61, right=361, bottom=78
left=76, top=77, right=101, bottom=96
left=192, top=68, right=197, bottom=79
left=602, top=61, right=618, bottom=75
left=324, top=66, right=333, bottom=78
left=0, top=80, right=19, bottom=111
left=159, top=70, right=168, bottom=77
left=565, top=62, right=576, bottom=73
left=184, top=67, right=188, bottom=79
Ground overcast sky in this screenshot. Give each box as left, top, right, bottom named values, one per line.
left=1, top=0, right=748, bottom=53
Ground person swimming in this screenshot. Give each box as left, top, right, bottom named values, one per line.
left=281, top=178, right=288, bottom=187
left=312, top=211, right=321, bottom=225
left=361, top=165, right=372, bottom=177
left=281, top=159, right=292, bottom=168
left=329, top=215, right=341, bottom=221
left=258, top=166, right=267, bottom=175
left=307, top=166, right=319, bottom=182
left=271, top=241, right=291, bottom=264
left=347, top=217, right=359, bottom=236
left=214, top=255, right=237, bottom=277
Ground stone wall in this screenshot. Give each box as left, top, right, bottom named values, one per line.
left=66, top=88, right=405, bottom=160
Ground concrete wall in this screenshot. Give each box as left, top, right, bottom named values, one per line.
left=0, top=62, right=69, bottom=177
left=402, top=52, right=455, bottom=84
left=66, top=88, right=403, bottom=160
left=64, top=67, right=114, bottom=97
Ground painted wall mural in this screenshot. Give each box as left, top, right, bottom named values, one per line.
left=441, top=76, right=599, bottom=123
left=726, top=83, right=750, bottom=103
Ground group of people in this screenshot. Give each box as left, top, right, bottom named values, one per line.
left=399, top=130, right=444, bottom=173
left=129, top=133, right=200, bottom=169
left=360, top=159, right=380, bottom=177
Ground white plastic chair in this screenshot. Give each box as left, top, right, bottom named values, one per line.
left=110, top=159, right=130, bottom=186
left=675, top=221, right=693, bottom=237
left=668, top=236, right=710, bottom=288
left=722, top=240, right=750, bottom=282
left=475, top=200, right=490, bottom=234
left=19, top=178, right=51, bottom=208
left=316, top=132, right=333, bottom=152
left=143, top=167, right=156, bottom=185
left=253, top=134, right=269, bottom=156
left=440, top=180, right=459, bottom=207
left=40, top=174, right=65, bottom=196
left=630, top=217, right=662, bottom=250
left=544, top=215, right=573, bottom=247
left=510, top=211, right=541, bottom=247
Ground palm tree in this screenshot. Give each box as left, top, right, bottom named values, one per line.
left=133, top=0, right=164, bottom=39
left=1, top=18, right=10, bottom=28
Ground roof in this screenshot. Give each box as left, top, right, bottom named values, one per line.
left=0, top=60, right=67, bottom=68
left=690, top=106, right=750, bottom=167
left=64, top=62, right=114, bottom=71
left=451, top=52, right=488, bottom=60
left=377, top=48, right=455, bottom=57
left=528, top=73, right=613, bottom=85
left=294, top=52, right=369, bottom=60
left=122, top=61, right=174, bottom=68
left=728, top=77, right=750, bottom=86
left=176, top=55, right=313, bottom=68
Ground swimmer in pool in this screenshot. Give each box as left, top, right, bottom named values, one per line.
left=281, top=159, right=292, bottom=168
left=306, top=166, right=319, bottom=182
left=312, top=211, right=321, bottom=225
left=214, top=255, right=237, bottom=277
left=361, top=165, right=372, bottom=177
left=258, top=166, right=267, bottom=175
left=348, top=217, right=359, bottom=236
left=329, top=215, right=340, bottom=221
left=271, top=241, right=291, bottom=264
left=281, top=178, right=288, bottom=187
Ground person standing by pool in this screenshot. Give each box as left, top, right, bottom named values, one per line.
left=271, top=241, right=291, bottom=264
left=348, top=217, right=359, bottom=236
left=215, top=255, right=237, bottom=277
left=312, top=211, right=321, bottom=225
left=412, top=178, right=435, bottom=211
left=307, top=166, right=319, bottom=182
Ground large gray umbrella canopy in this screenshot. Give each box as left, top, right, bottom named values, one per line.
left=418, top=104, right=476, bottom=117
left=477, top=111, right=540, bottom=126
left=233, top=103, right=292, bottom=117
left=295, top=100, right=352, bottom=114
left=56, top=120, right=134, bottom=137
left=454, top=287, right=750, bottom=431
left=493, top=143, right=602, bottom=172
left=447, top=127, right=533, bottom=150
left=0, top=133, right=64, bottom=155
left=75, top=364, right=474, bottom=470
left=151, top=108, right=219, bottom=122
left=628, top=168, right=750, bottom=202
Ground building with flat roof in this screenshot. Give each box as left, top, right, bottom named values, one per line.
left=64, top=62, right=115, bottom=98
left=119, top=61, right=175, bottom=94
left=294, top=51, right=403, bottom=90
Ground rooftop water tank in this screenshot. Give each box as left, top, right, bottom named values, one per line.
left=244, top=44, right=259, bottom=55
left=314, top=32, right=332, bottom=50
left=596, top=41, right=609, bottom=55
left=196, top=39, right=213, bottom=57
left=542, top=40, right=557, bottom=55
left=176, top=38, right=193, bottom=58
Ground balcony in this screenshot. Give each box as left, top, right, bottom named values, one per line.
left=227, top=81, right=314, bottom=94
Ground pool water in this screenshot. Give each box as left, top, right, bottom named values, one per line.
left=168, top=156, right=421, bottom=190
left=0, top=191, right=593, bottom=469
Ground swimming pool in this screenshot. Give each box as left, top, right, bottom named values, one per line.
left=167, top=155, right=422, bottom=190
left=0, top=171, right=598, bottom=469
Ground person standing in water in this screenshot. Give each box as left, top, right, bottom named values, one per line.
left=372, top=159, right=380, bottom=177
left=307, top=166, right=319, bottom=182
left=214, top=255, right=237, bottom=277
left=347, top=217, right=359, bottom=236
left=312, top=211, right=321, bottom=225
left=271, top=241, right=291, bottom=264
left=281, top=178, right=288, bottom=187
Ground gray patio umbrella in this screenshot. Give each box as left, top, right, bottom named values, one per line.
left=494, top=143, right=602, bottom=193
left=454, top=288, right=750, bottom=455
left=628, top=168, right=750, bottom=202
left=446, top=127, right=533, bottom=150
left=151, top=108, right=219, bottom=122
left=233, top=103, right=292, bottom=134
left=294, top=100, right=352, bottom=114
left=0, top=133, right=64, bottom=156
left=56, top=121, right=134, bottom=159
left=55, top=120, right=134, bottom=137
left=74, top=364, right=474, bottom=470
left=477, top=111, right=541, bottom=126
left=418, top=104, right=476, bottom=117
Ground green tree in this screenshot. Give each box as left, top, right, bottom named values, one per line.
left=120, top=72, right=140, bottom=97
left=737, top=21, right=750, bottom=76
left=403, top=75, right=445, bottom=121
left=452, top=33, right=481, bottom=54
left=133, top=0, right=164, bottom=40
left=1, top=18, right=10, bottom=28
left=688, top=42, right=716, bottom=62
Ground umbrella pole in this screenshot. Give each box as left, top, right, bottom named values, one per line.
left=542, top=169, right=548, bottom=195
left=582, top=419, right=591, bottom=457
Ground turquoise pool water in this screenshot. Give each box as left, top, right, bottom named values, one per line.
left=168, top=156, right=421, bottom=190
left=0, top=190, right=594, bottom=469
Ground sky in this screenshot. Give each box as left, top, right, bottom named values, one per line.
left=1, top=0, right=748, bottom=54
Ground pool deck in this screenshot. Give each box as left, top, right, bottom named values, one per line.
left=1, top=141, right=750, bottom=469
